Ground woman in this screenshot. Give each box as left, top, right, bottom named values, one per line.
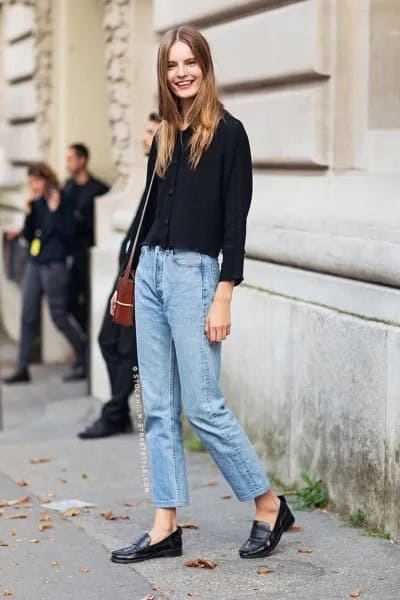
left=3, top=163, right=86, bottom=384
left=110, top=25, right=295, bottom=563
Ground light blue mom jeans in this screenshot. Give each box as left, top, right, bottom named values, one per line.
left=134, top=244, right=271, bottom=507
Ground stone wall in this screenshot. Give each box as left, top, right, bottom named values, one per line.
left=152, top=0, right=400, bottom=538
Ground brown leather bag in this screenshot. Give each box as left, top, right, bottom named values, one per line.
left=113, top=164, right=157, bottom=327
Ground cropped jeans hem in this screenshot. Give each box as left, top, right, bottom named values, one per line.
left=154, top=500, right=191, bottom=508
left=236, top=483, right=272, bottom=502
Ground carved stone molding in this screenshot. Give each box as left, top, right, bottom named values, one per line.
left=103, top=0, right=133, bottom=189
left=5, top=0, right=52, bottom=157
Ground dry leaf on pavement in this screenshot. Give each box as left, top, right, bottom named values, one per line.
left=6, top=514, right=27, bottom=520
left=178, top=522, right=198, bottom=529
left=2, top=590, right=12, bottom=596
left=40, top=514, right=52, bottom=522
left=288, top=525, right=302, bottom=532
left=101, top=511, right=129, bottom=521
left=17, top=480, right=28, bottom=487
left=64, top=508, right=80, bottom=517
left=257, top=567, right=274, bottom=574
left=79, top=567, right=90, bottom=574
left=350, top=587, right=361, bottom=598
left=207, top=480, right=217, bottom=486
left=298, top=547, right=312, bottom=553
left=184, top=557, right=217, bottom=569
left=30, top=458, right=52, bottom=464
left=39, top=523, right=53, bottom=532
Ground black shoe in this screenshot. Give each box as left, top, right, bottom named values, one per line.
left=63, top=364, right=86, bottom=382
left=78, top=417, right=133, bottom=439
left=239, top=494, right=295, bottom=559
left=111, top=526, right=183, bottom=563
left=2, top=367, right=31, bottom=384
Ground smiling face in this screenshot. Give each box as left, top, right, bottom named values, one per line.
left=167, top=40, right=203, bottom=104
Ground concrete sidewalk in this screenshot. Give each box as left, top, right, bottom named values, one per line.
left=0, top=357, right=399, bottom=599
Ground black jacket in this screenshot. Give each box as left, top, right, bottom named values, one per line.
left=121, top=108, right=253, bottom=286
left=62, top=174, right=110, bottom=249
left=22, top=193, right=74, bottom=264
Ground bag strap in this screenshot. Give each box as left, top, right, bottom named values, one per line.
left=122, top=163, right=157, bottom=280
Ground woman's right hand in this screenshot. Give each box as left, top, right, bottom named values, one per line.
left=110, top=290, right=117, bottom=317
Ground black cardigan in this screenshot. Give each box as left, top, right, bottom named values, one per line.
left=22, top=193, right=74, bottom=264
left=121, top=108, right=253, bottom=286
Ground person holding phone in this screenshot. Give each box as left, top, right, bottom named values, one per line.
left=3, top=162, right=87, bottom=384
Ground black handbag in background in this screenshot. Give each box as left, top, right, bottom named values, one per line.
left=2, top=232, right=29, bottom=284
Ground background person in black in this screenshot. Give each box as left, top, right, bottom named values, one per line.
left=78, top=112, right=162, bottom=439
left=62, top=144, right=109, bottom=380
left=2, top=163, right=86, bottom=384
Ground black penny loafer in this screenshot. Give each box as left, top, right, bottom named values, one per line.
left=239, top=494, right=295, bottom=559
left=2, top=367, right=31, bottom=384
left=111, top=525, right=183, bottom=563
left=78, top=417, right=133, bottom=439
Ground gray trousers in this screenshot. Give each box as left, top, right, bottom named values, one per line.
left=18, top=261, right=86, bottom=369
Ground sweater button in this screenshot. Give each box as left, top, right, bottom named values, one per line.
left=168, top=188, right=174, bottom=196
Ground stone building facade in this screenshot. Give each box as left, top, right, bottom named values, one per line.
left=0, top=0, right=399, bottom=538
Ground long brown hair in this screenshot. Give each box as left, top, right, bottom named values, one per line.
left=27, top=162, right=60, bottom=190
left=156, top=25, right=225, bottom=177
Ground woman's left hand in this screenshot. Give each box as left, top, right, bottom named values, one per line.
left=205, top=294, right=232, bottom=343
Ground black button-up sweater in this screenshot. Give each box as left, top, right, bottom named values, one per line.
left=122, top=108, right=253, bottom=286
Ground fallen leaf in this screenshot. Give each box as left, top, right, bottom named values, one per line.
left=184, top=557, right=217, bottom=569
left=178, top=522, right=199, bottom=529
left=207, top=480, right=217, bottom=486
left=0, top=542, right=9, bottom=547
left=79, top=567, right=90, bottom=574
left=40, top=498, right=51, bottom=504
left=17, top=481, right=28, bottom=487
left=59, top=479, right=68, bottom=484
left=39, top=523, right=53, bottom=532
left=350, top=587, right=361, bottom=598
left=101, top=511, right=129, bottom=521
left=123, top=502, right=136, bottom=507
left=288, top=525, right=302, bottom=532
left=47, top=492, right=56, bottom=497
left=298, top=546, right=313, bottom=553
left=6, top=514, right=27, bottom=520
left=0, top=509, right=3, bottom=517
left=220, top=495, right=231, bottom=499
left=64, top=508, right=80, bottom=517
left=0, top=496, right=30, bottom=507
left=40, top=514, right=52, bottom=522
left=257, top=567, right=274, bottom=574
left=30, top=458, right=52, bottom=464
left=2, top=590, right=12, bottom=596
left=140, top=596, right=155, bottom=600
left=15, top=496, right=30, bottom=505
left=29, top=539, right=40, bottom=544
left=11, top=529, right=17, bottom=536
left=51, top=561, right=59, bottom=567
